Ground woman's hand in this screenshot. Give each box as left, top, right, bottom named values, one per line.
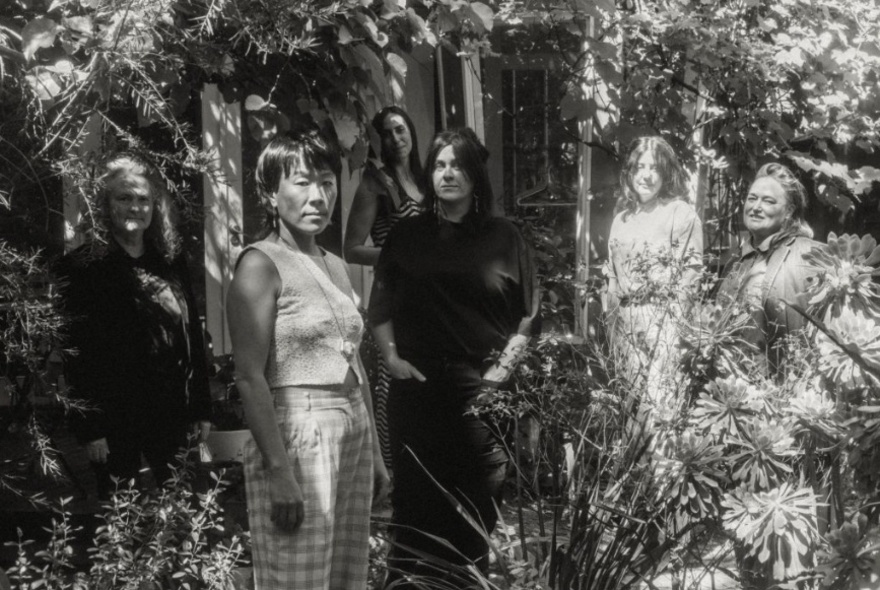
left=194, top=420, right=212, bottom=444
left=85, top=438, right=109, bottom=463
left=372, top=458, right=391, bottom=510
left=266, top=465, right=305, bottom=533
left=386, top=355, right=426, bottom=381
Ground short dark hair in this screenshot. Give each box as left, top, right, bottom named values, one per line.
left=373, top=106, right=424, bottom=193
left=255, top=128, right=342, bottom=204
left=617, top=136, right=688, bottom=215
left=423, top=128, right=493, bottom=223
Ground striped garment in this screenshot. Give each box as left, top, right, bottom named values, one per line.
left=368, top=173, right=424, bottom=469
left=369, top=191, right=424, bottom=248
left=244, top=388, right=373, bottom=590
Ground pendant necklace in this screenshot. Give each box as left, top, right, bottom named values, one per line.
left=278, top=236, right=355, bottom=358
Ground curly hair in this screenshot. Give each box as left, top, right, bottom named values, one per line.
left=616, top=136, right=689, bottom=215
left=752, top=162, right=813, bottom=239
left=94, top=154, right=180, bottom=262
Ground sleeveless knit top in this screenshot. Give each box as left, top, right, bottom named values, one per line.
left=243, top=240, right=364, bottom=388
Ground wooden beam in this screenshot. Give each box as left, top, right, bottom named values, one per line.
left=201, top=84, right=243, bottom=355
left=462, top=48, right=485, bottom=142
left=575, top=17, right=595, bottom=338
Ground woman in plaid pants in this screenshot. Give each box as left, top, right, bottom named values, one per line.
left=227, top=129, right=390, bottom=589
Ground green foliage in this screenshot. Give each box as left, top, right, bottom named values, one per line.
left=5, top=453, right=246, bottom=589
left=722, top=482, right=820, bottom=582
left=804, top=233, right=880, bottom=322
left=818, top=513, right=880, bottom=590
left=498, top=0, right=880, bottom=216
left=0, top=241, right=73, bottom=502
left=467, top=228, right=880, bottom=590
left=0, top=242, right=62, bottom=376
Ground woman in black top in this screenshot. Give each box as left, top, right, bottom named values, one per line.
left=56, top=154, right=211, bottom=498
left=344, top=107, right=426, bottom=470
left=369, top=129, right=540, bottom=586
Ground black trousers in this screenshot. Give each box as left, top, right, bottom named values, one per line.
left=385, top=357, right=508, bottom=588
left=91, top=398, right=188, bottom=499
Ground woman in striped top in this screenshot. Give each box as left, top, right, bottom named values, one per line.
left=344, top=106, right=426, bottom=469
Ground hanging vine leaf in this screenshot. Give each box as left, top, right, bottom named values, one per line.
left=21, top=18, right=60, bottom=61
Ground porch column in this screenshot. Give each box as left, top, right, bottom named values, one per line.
left=462, top=48, right=485, bottom=142
left=201, top=83, right=243, bottom=355
left=575, top=18, right=595, bottom=338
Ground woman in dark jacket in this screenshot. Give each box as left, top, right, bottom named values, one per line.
left=717, top=162, right=822, bottom=377
left=56, top=154, right=211, bottom=498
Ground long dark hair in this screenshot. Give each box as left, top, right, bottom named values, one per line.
left=95, top=154, right=180, bottom=263
left=372, top=106, right=424, bottom=193
left=616, top=136, right=689, bottom=215
left=423, top=128, right=493, bottom=225
left=254, top=128, right=342, bottom=236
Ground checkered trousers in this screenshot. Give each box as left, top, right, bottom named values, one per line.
left=244, top=387, right=373, bottom=590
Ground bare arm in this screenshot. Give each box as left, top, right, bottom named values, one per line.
left=484, top=231, right=540, bottom=384
left=344, top=181, right=382, bottom=266
left=227, top=249, right=304, bottom=532
left=481, top=334, right=530, bottom=385
left=371, top=320, right=426, bottom=381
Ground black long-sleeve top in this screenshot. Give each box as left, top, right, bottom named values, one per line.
left=55, top=242, right=211, bottom=444
left=369, top=215, right=540, bottom=362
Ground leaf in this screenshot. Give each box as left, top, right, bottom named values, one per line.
left=246, top=111, right=278, bottom=142
left=330, top=112, right=360, bottom=150
left=24, top=68, right=63, bottom=104
left=572, top=0, right=601, bottom=18
left=349, top=138, right=369, bottom=170
left=46, top=58, right=74, bottom=74
left=588, top=39, right=618, bottom=60
left=468, top=2, right=495, bottom=32
left=436, top=10, right=459, bottom=34
left=386, top=52, right=407, bottom=78
left=22, top=18, right=60, bottom=61
left=560, top=86, right=596, bottom=121
left=352, top=44, right=387, bottom=102
left=389, top=69, right=405, bottom=104
left=244, top=95, right=269, bottom=111
left=62, top=16, right=93, bottom=38
left=854, top=166, right=880, bottom=195
left=406, top=8, right=436, bottom=46
left=786, top=151, right=856, bottom=192
left=355, top=12, right=388, bottom=48
left=337, top=25, right=353, bottom=45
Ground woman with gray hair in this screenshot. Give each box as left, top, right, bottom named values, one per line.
left=56, top=153, right=211, bottom=499
left=717, top=162, right=821, bottom=377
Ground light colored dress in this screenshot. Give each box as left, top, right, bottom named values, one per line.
left=606, top=198, right=703, bottom=419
